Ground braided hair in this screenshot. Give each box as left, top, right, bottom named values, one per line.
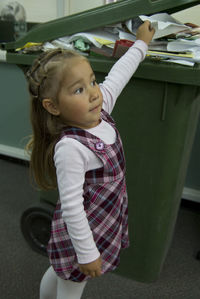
left=26, top=49, right=85, bottom=190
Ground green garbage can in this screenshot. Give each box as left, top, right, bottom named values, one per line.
left=2, top=0, right=200, bottom=282
left=183, top=115, right=200, bottom=201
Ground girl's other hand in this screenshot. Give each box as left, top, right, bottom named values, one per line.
left=79, top=256, right=102, bottom=278
left=136, top=20, right=155, bottom=45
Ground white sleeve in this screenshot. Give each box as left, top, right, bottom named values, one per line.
left=54, top=138, right=100, bottom=264
left=100, top=40, right=148, bottom=114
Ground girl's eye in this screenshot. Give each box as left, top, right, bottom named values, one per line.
left=91, top=79, right=96, bottom=87
left=75, top=87, right=84, bottom=94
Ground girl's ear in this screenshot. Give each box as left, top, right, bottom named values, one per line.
left=42, top=99, right=60, bottom=116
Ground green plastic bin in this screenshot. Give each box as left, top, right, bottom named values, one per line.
left=183, top=115, right=200, bottom=201
left=2, top=0, right=200, bottom=282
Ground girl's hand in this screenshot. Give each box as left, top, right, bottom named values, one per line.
left=136, top=20, right=155, bottom=45
left=79, top=256, right=102, bottom=278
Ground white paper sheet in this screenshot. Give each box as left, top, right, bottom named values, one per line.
left=0, top=50, right=6, bottom=61
left=167, top=38, right=200, bottom=52
left=66, top=29, right=118, bottom=48
left=138, top=13, right=190, bottom=39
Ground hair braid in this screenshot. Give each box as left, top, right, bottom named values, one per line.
left=26, top=48, right=85, bottom=190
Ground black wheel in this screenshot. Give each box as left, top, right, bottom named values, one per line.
left=196, top=251, right=200, bottom=260
left=20, top=204, right=54, bottom=256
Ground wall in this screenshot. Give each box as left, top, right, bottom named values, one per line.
left=0, top=0, right=104, bottom=23
left=65, top=0, right=104, bottom=16
left=172, top=5, right=200, bottom=25
left=0, top=0, right=58, bottom=22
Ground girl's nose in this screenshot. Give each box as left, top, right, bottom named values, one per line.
left=89, top=87, right=99, bottom=102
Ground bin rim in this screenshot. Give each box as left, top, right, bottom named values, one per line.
left=2, top=49, right=200, bottom=87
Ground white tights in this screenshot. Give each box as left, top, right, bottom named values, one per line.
left=40, top=266, right=87, bottom=299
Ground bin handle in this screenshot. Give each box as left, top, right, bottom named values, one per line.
left=161, top=82, right=168, bottom=121
left=142, top=0, right=168, bottom=6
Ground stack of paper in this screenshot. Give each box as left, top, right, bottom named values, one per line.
left=17, top=12, right=200, bottom=67
left=125, top=13, right=200, bottom=66
left=43, top=27, right=120, bottom=56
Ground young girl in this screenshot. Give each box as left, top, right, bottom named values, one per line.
left=26, top=21, right=154, bottom=299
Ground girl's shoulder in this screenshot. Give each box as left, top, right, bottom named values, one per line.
left=54, top=136, right=92, bottom=168
left=55, top=135, right=88, bottom=154
left=54, top=132, right=102, bottom=172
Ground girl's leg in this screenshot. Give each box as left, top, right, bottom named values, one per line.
left=57, top=277, right=87, bottom=299
left=40, top=266, right=57, bottom=299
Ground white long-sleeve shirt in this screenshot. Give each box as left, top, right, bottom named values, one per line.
left=54, top=40, right=148, bottom=264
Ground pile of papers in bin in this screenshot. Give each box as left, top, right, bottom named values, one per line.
left=21, top=13, right=200, bottom=67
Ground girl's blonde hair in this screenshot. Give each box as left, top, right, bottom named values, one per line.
left=26, top=49, right=86, bottom=190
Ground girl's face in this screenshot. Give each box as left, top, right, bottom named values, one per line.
left=55, top=57, right=103, bottom=129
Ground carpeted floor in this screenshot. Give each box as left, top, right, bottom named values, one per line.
left=0, top=155, right=200, bottom=299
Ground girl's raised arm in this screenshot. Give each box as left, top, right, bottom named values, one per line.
left=101, top=21, right=155, bottom=114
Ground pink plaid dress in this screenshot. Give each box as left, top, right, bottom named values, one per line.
left=47, top=110, right=129, bottom=282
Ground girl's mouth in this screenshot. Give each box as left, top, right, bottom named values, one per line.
left=90, top=104, right=100, bottom=112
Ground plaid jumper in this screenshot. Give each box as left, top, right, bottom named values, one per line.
left=47, top=110, right=129, bottom=282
